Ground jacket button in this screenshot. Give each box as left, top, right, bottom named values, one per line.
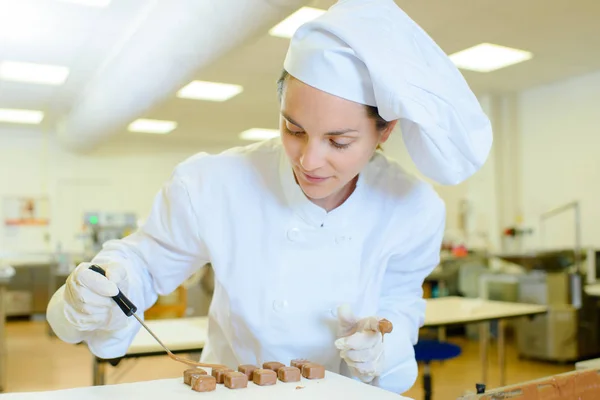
left=336, top=235, right=349, bottom=244
left=273, top=300, right=288, bottom=312
left=287, top=228, right=300, bottom=241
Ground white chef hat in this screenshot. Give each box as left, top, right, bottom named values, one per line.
left=283, top=0, right=493, bottom=185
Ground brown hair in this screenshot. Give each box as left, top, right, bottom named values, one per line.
left=276, top=70, right=390, bottom=150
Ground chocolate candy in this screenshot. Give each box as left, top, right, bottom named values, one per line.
left=224, top=371, right=248, bottom=389
left=253, top=369, right=277, bottom=386
left=301, top=363, right=325, bottom=379
left=212, top=367, right=234, bottom=384
left=291, top=359, right=310, bottom=370
left=183, top=368, right=208, bottom=385
left=278, top=366, right=301, bottom=382
left=378, top=319, right=393, bottom=334
left=191, top=375, right=217, bottom=392
left=238, top=364, right=258, bottom=380
left=263, top=361, right=285, bottom=372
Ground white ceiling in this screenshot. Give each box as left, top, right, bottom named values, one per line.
left=1, top=0, right=600, bottom=150
left=0, top=0, right=151, bottom=132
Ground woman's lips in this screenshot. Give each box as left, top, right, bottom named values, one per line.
left=301, top=170, right=329, bottom=183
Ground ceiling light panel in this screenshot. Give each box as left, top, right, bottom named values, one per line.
left=269, top=7, right=326, bottom=39
left=449, top=43, right=533, bottom=73
left=128, top=119, right=177, bottom=134
left=57, top=0, right=112, bottom=7
left=0, top=61, right=70, bottom=85
left=239, top=128, right=280, bottom=141
left=177, top=81, right=243, bottom=102
left=0, top=109, right=44, bottom=124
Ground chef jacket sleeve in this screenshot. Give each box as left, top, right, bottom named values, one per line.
left=54, top=162, right=211, bottom=360
left=374, top=199, right=446, bottom=394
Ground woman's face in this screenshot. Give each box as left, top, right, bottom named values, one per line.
left=280, top=76, right=396, bottom=209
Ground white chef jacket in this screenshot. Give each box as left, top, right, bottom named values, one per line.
left=56, top=138, right=445, bottom=394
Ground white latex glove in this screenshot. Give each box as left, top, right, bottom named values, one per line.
left=63, top=262, right=130, bottom=332
left=334, top=304, right=385, bottom=383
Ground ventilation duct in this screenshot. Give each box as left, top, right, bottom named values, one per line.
left=57, top=0, right=312, bottom=151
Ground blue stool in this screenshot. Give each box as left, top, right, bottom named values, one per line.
left=414, top=340, right=462, bottom=400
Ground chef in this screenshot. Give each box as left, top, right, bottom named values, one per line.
left=46, top=0, right=492, bottom=394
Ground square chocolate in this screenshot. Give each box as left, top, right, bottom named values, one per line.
left=191, top=375, right=217, bottom=392
left=183, top=368, right=208, bottom=385
left=253, top=368, right=277, bottom=386
left=301, top=363, right=325, bottom=379
left=263, top=361, right=285, bottom=372
left=238, top=364, right=258, bottom=379
left=224, top=371, right=248, bottom=389
left=291, top=359, right=311, bottom=370
left=212, top=367, right=234, bottom=384
left=278, top=366, right=301, bottom=382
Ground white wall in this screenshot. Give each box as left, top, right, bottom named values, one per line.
left=519, top=69, right=600, bottom=250
left=388, top=68, right=600, bottom=255
left=0, top=129, right=227, bottom=254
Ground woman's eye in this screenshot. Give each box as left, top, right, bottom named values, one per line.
left=284, top=124, right=352, bottom=149
left=330, top=140, right=351, bottom=150
left=284, top=126, right=304, bottom=136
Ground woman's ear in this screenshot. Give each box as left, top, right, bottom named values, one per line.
left=379, top=120, right=398, bottom=144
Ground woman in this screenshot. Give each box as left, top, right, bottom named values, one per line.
left=47, top=0, right=492, bottom=394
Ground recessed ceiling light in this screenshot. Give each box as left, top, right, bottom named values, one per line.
left=239, top=128, right=280, bottom=141
left=177, top=81, right=243, bottom=102
left=0, top=61, right=70, bottom=85
left=0, top=108, right=44, bottom=124
left=269, top=7, right=326, bottom=39
left=57, top=0, right=112, bottom=7
left=128, top=119, right=177, bottom=134
left=449, top=43, right=533, bottom=73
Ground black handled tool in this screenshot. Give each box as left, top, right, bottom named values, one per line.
left=89, top=264, right=137, bottom=316
left=476, top=383, right=486, bottom=394
left=87, top=264, right=226, bottom=369
left=88, top=264, right=173, bottom=355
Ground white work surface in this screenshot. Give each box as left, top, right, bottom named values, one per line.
left=423, top=296, right=548, bottom=327
left=585, top=283, right=600, bottom=297
left=0, top=373, right=410, bottom=400
left=575, top=357, right=600, bottom=370
left=128, top=316, right=208, bottom=355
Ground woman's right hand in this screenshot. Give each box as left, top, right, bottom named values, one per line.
left=63, top=262, right=130, bottom=332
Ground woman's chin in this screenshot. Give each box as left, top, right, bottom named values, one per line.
left=298, top=182, right=333, bottom=201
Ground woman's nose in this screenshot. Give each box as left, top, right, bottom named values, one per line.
left=299, top=141, right=325, bottom=171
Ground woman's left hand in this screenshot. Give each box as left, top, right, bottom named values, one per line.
left=334, top=305, right=385, bottom=383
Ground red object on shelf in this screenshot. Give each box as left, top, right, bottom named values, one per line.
left=452, top=246, right=468, bottom=257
